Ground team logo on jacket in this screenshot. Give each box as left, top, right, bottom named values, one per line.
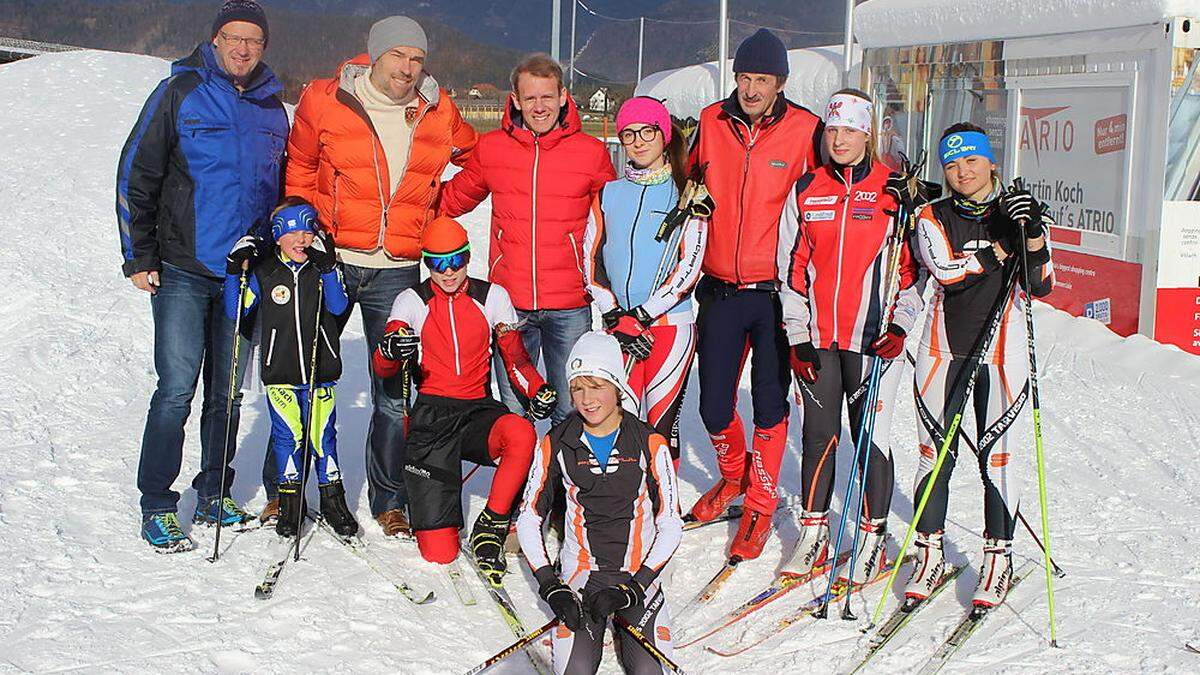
left=271, top=285, right=291, bottom=305
left=769, top=160, right=787, bottom=168
left=804, top=209, right=835, bottom=222
left=804, top=195, right=838, bottom=206
left=854, top=190, right=878, bottom=203
left=852, top=206, right=875, bottom=221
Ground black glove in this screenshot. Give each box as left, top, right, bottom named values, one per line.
left=538, top=578, right=584, bottom=632
left=528, top=384, right=557, bottom=421
left=226, top=235, right=264, bottom=275
left=379, top=328, right=419, bottom=361
left=305, top=231, right=337, bottom=273
left=587, top=581, right=645, bottom=622
left=886, top=174, right=942, bottom=213
left=601, top=307, right=624, bottom=331
left=999, top=187, right=1036, bottom=225
left=791, top=342, right=821, bottom=384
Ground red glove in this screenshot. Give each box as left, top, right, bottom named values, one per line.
left=791, top=342, right=820, bottom=384
left=869, top=324, right=906, bottom=360
left=613, top=315, right=654, bottom=361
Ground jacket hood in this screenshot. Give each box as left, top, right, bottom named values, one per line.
left=174, top=43, right=282, bottom=100
left=501, top=91, right=584, bottom=148
left=334, top=53, right=442, bottom=107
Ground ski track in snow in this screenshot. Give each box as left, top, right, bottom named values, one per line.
left=2, top=50, right=1199, bottom=673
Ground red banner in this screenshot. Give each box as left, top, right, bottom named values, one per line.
left=1044, top=249, right=1141, bottom=336
left=1154, top=288, right=1200, bottom=355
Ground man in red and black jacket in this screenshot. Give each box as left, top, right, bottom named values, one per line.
left=685, top=29, right=824, bottom=561
left=372, top=217, right=557, bottom=583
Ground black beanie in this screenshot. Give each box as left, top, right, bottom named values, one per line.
left=733, top=28, right=788, bottom=77
left=212, top=0, right=269, bottom=45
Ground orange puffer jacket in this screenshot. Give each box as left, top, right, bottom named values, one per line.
left=285, top=55, right=477, bottom=260
left=689, top=93, right=823, bottom=286
left=438, top=96, right=615, bottom=311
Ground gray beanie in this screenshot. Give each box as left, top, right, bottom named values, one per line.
left=368, top=16, right=428, bottom=61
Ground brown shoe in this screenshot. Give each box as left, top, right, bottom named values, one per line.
left=375, top=509, right=412, bottom=538
left=259, top=499, right=280, bottom=525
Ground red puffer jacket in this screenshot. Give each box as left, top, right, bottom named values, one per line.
left=689, top=94, right=822, bottom=285
left=438, top=96, right=615, bottom=311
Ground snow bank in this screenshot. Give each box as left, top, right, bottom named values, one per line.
left=3, top=49, right=1200, bottom=673
left=855, top=0, right=1200, bottom=48
left=634, top=45, right=860, bottom=120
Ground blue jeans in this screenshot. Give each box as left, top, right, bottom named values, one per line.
left=342, top=264, right=421, bottom=516
left=494, top=306, right=593, bottom=424
left=138, top=263, right=250, bottom=515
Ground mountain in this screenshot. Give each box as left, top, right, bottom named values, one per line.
left=0, top=0, right=522, bottom=100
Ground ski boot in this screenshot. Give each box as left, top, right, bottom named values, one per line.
left=471, top=507, right=510, bottom=586
left=780, top=510, right=829, bottom=578
left=842, top=516, right=888, bottom=586
left=276, top=481, right=305, bottom=538
left=728, top=508, right=773, bottom=561
left=319, top=480, right=360, bottom=538
left=259, top=498, right=280, bottom=527
left=141, top=512, right=195, bottom=553
left=688, top=476, right=748, bottom=523
left=904, top=531, right=945, bottom=609
left=193, top=496, right=253, bottom=527
left=972, top=537, right=1013, bottom=612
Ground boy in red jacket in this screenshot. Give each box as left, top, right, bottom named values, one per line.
left=372, top=217, right=556, bottom=582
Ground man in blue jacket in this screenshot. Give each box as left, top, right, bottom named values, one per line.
left=117, top=0, right=289, bottom=552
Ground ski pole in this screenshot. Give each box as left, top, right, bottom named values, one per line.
left=292, top=276, right=325, bottom=562
left=613, top=615, right=685, bottom=674
left=870, top=261, right=1022, bottom=627
left=837, top=355, right=884, bottom=620
left=463, top=618, right=556, bottom=675
left=208, top=261, right=249, bottom=563
left=902, top=352, right=1064, bottom=578
left=1012, top=177, right=1059, bottom=647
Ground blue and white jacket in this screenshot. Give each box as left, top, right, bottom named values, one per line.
left=583, top=175, right=707, bottom=325
left=117, top=43, right=289, bottom=279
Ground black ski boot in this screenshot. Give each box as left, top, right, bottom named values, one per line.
left=319, top=480, right=360, bottom=538
left=471, top=507, right=510, bottom=586
left=276, top=481, right=305, bottom=538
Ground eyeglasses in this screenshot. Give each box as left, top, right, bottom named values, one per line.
left=218, top=31, right=266, bottom=50
left=619, top=125, right=662, bottom=145
left=423, top=250, right=470, bottom=273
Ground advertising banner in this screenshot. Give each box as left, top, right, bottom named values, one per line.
left=1045, top=248, right=1141, bottom=336
left=1155, top=202, right=1200, bottom=355
left=1016, top=85, right=1130, bottom=258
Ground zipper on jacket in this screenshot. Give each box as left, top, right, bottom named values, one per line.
left=447, top=294, right=462, bottom=375
left=624, top=185, right=649, bottom=305
left=831, top=166, right=853, bottom=346
left=731, top=117, right=759, bottom=285
left=567, top=232, right=584, bottom=281
left=265, top=328, right=277, bottom=366
left=331, top=171, right=341, bottom=233
left=531, top=138, right=541, bottom=310
left=320, top=325, right=336, bottom=357
left=369, top=140, right=389, bottom=249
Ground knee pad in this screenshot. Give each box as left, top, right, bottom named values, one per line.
left=415, top=527, right=460, bottom=564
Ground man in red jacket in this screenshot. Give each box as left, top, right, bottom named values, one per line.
left=685, top=29, right=824, bottom=561
left=439, top=53, right=615, bottom=424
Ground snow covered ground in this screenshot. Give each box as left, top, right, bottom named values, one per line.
left=2, top=50, right=1199, bottom=673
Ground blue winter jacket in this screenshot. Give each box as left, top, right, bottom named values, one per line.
left=584, top=177, right=708, bottom=322
left=117, top=43, right=289, bottom=279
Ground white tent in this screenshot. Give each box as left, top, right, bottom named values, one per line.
left=854, top=0, right=1200, bottom=48
left=633, top=45, right=861, bottom=120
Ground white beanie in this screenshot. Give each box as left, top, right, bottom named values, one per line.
left=566, top=332, right=639, bottom=415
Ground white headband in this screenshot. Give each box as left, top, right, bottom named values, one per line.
left=825, top=93, right=873, bottom=136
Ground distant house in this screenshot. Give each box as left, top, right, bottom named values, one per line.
left=588, top=87, right=614, bottom=112
left=468, top=83, right=502, bottom=100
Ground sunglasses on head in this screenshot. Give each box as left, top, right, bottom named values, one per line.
left=423, top=249, right=470, bottom=273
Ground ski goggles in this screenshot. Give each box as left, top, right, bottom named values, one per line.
left=422, top=246, right=470, bottom=273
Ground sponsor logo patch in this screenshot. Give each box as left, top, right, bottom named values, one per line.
left=804, top=195, right=838, bottom=206
left=852, top=207, right=875, bottom=221
left=271, top=285, right=291, bottom=305
left=769, top=160, right=787, bottom=168
left=804, top=209, right=836, bottom=222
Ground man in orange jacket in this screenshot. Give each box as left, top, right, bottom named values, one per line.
left=685, top=29, right=824, bottom=561
left=285, top=16, right=478, bottom=537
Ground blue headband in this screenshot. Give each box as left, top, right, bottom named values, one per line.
left=939, top=131, right=995, bottom=165
left=271, top=203, right=319, bottom=241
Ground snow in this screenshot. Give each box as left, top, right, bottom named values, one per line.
left=634, top=45, right=860, bottom=121
left=854, top=0, right=1200, bottom=48
left=3, top=49, right=1200, bottom=673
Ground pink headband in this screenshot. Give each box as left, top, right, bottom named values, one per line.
left=825, top=93, right=873, bottom=136
left=616, top=96, right=672, bottom=144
